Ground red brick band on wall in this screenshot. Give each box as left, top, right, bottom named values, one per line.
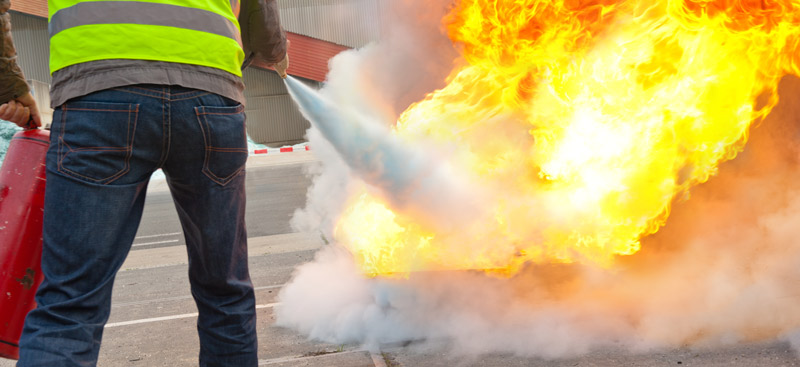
left=252, top=32, right=349, bottom=82
left=10, top=0, right=48, bottom=18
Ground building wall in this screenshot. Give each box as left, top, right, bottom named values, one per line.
left=242, top=68, right=320, bottom=146
left=278, top=0, right=383, bottom=48
left=280, top=32, right=349, bottom=82
left=9, top=12, right=50, bottom=85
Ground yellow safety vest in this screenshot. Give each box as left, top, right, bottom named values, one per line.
left=48, top=0, right=245, bottom=76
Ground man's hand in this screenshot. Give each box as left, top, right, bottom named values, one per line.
left=0, top=92, right=41, bottom=128
left=274, top=52, right=289, bottom=79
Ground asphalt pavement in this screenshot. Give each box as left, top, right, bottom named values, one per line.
left=2, top=151, right=800, bottom=366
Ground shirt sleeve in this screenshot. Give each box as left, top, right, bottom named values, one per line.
left=0, top=0, right=31, bottom=104
left=239, top=0, right=288, bottom=68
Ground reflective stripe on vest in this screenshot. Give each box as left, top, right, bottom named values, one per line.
left=48, top=0, right=244, bottom=76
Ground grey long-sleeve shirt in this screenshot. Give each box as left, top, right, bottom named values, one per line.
left=49, top=0, right=288, bottom=107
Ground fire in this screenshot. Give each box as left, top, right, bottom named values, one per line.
left=333, top=0, right=800, bottom=277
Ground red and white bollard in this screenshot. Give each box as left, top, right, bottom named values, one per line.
left=0, top=128, right=49, bottom=360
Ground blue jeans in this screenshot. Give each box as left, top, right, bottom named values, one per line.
left=18, top=85, right=257, bottom=366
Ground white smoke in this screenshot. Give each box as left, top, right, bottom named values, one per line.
left=0, top=122, right=21, bottom=166
left=286, top=0, right=469, bottom=241
left=278, top=0, right=800, bottom=358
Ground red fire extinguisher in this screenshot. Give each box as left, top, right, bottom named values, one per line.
left=0, top=127, right=49, bottom=360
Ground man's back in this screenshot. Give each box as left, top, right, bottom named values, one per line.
left=48, top=0, right=285, bottom=108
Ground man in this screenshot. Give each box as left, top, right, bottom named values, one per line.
left=0, top=0, right=41, bottom=127
left=16, top=0, right=288, bottom=366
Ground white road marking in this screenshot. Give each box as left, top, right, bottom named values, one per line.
left=104, top=303, right=278, bottom=328
left=134, top=232, right=182, bottom=240
left=254, top=284, right=285, bottom=291
left=131, top=239, right=180, bottom=247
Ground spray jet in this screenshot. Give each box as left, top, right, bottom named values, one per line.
left=284, top=76, right=424, bottom=194
left=284, top=76, right=484, bottom=229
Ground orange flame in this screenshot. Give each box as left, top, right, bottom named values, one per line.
left=334, top=0, right=800, bottom=277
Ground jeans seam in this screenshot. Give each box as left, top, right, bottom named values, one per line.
left=55, top=104, right=137, bottom=185
left=203, top=166, right=245, bottom=185
left=196, top=112, right=242, bottom=116
left=195, top=107, right=224, bottom=186
left=159, top=99, right=170, bottom=167
left=59, top=157, right=131, bottom=184
left=113, top=88, right=168, bottom=100
left=170, top=89, right=205, bottom=97
left=195, top=108, right=244, bottom=186
left=111, top=105, right=138, bottom=184
left=195, top=105, right=245, bottom=115
left=57, top=105, right=67, bottom=175
left=59, top=108, right=135, bottom=112
left=113, top=87, right=211, bottom=102
left=171, top=93, right=211, bottom=102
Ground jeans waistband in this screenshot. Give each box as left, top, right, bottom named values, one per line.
left=111, top=84, right=211, bottom=101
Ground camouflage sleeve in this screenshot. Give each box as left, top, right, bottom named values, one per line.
left=0, top=0, right=31, bottom=104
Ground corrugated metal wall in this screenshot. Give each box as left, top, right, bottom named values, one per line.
left=28, top=79, right=53, bottom=126
left=278, top=0, right=382, bottom=48
left=242, top=68, right=320, bottom=146
left=8, top=12, right=50, bottom=84
left=249, top=0, right=385, bottom=145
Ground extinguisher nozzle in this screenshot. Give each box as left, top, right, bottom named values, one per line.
left=25, top=119, right=38, bottom=130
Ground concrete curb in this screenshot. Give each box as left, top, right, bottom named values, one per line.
left=121, top=232, right=324, bottom=271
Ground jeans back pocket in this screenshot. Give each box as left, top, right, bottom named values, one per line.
left=195, top=104, right=248, bottom=186
left=56, top=101, right=139, bottom=185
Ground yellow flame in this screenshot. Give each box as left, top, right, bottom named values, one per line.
left=335, top=0, right=800, bottom=277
